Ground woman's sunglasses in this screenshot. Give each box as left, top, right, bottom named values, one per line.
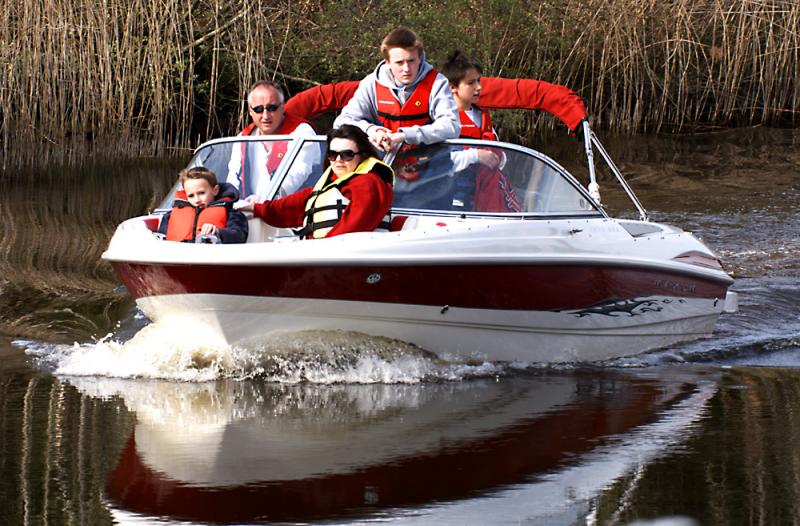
left=250, top=103, right=282, bottom=114
left=327, top=149, right=361, bottom=162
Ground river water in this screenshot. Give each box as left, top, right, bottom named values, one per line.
left=0, top=128, right=798, bottom=525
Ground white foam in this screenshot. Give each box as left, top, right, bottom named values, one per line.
left=22, top=319, right=511, bottom=384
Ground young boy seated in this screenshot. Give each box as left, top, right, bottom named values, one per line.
left=158, top=167, right=249, bottom=243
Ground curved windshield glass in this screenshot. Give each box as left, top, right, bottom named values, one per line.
left=158, top=137, right=325, bottom=210
left=391, top=141, right=600, bottom=216
left=162, top=137, right=599, bottom=219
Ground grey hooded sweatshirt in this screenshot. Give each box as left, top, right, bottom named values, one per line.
left=333, top=52, right=461, bottom=145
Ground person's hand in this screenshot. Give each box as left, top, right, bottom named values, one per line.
left=476, top=149, right=500, bottom=169
left=367, top=126, right=392, bottom=150
left=235, top=194, right=257, bottom=212
left=198, top=223, right=219, bottom=236
left=382, top=131, right=406, bottom=151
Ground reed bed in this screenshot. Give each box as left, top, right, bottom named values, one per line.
left=0, top=0, right=797, bottom=170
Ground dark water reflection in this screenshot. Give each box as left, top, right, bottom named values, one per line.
left=0, top=159, right=182, bottom=341
left=0, top=128, right=799, bottom=524
left=4, top=351, right=800, bottom=525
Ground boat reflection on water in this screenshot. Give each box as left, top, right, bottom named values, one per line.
left=66, top=369, right=718, bottom=524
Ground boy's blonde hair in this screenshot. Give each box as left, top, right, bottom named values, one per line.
left=380, top=28, right=424, bottom=59
left=180, top=166, right=218, bottom=187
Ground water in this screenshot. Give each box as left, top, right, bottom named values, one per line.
left=0, top=127, right=799, bottom=525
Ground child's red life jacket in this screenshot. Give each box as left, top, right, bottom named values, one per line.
left=458, top=107, right=497, bottom=141
left=165, top=190, right=232, bottom=242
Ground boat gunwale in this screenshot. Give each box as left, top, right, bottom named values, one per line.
left=105, top=249, right=735, bottom=286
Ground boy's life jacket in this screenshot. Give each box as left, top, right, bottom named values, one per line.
left=456, top=108, right=521, bottom=213
left=164, top=183, right=239, bottom=242
left=297, top=157, right=394, bottom=239
left=375, top=70, right=437, bottom=133
left=238, top=113, right=313, bottom=196
left=458, top=107, right=497, bottom=141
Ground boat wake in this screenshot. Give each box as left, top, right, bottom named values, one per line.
left=19, top=316, right=508, bottom=383
left=605, top=276, right=800, bottom=367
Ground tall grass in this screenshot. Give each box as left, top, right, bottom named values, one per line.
left=552, top=0, right=800, bottom=131
left=0, top=0, right=797, bottom=170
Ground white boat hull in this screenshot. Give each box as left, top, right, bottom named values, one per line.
left=138, top=292, right=726, bottom=362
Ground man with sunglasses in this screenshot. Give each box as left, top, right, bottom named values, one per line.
left=332, top=28, right=460, bottom=153
left=227, top=81, right=318, bottom=199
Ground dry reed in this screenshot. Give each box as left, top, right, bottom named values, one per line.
left=0, top=0, right=797, bottom=170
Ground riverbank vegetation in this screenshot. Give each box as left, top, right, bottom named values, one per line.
left=2, top=0, right=798, bottom=170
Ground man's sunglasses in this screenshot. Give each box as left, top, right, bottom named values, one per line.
left=327, top=149, right=361, bottom=162
left=250, top=103, right=282, bottom=114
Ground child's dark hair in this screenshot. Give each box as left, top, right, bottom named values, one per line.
left=179, top=166, right=218, bottom=187
left=441, top=50, right=483, bottom=86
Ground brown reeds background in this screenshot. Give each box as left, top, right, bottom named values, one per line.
left=0, top=159, right=179, bottom=340
left=1, top=0, right=797, bottom=170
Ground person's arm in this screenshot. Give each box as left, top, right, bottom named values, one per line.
left=332, top=76, right=380, bottom=134
left=285, top=81, right=360, bottom=120
left=226, top=139, right=244, bottom=190
left=479, top=77, right=586, bottom=131
left=218, top=209, right=249, bottom=244
left=450, top=149, right=481, bottom=172
left=325, top=173, right=393, bottom=237
left=400, top=73, right=461, bottom=145
left=279, top=123, right=321, bottom=195
left=251, top=187, right=313, bottom=228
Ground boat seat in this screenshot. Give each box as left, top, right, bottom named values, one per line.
left=247, top=218, right=278, bottom=243
left=390, top=215, right=408, bottom=231
left=144, top=217, right=160, bottom=232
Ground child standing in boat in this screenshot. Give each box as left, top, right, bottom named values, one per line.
left=159, top=167, right=249, bottom=243
left=441, top=50, right=520, bottom=212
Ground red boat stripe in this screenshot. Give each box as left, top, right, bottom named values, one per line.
left=112, top=262, right=729, bottom=310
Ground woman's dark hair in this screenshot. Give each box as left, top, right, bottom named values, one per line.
left=327, top=124, right=379, bottom=160
left=441, top=50, right=483, bottom=86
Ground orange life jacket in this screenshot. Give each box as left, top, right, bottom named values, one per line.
left=238, top=112, right=313, bottom=196
left=375, top=70, right=437, bottom=132
left=165, top=190, right=232, bottom=242
left=458, top=107, right=497, bottom=141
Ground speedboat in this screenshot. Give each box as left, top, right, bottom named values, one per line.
left=102, top=77, right=737, bottom=363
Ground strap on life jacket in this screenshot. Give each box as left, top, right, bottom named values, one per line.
left=375, top=70, right=437, bottom=133
left=295, top=158, right=394, bottom=239
left=238, top=113, right=313, bottom=196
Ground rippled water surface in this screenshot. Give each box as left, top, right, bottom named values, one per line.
left=0, top=128, right=798, bottom=525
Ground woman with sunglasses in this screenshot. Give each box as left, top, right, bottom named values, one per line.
left=240, top=125, right=394, bottom=239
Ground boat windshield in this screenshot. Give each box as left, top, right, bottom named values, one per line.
left=157, top=136, right=325, bottom=210
left=390, top=140, right=600, bottom=216
left=163, top=137, right=601, bottom=218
